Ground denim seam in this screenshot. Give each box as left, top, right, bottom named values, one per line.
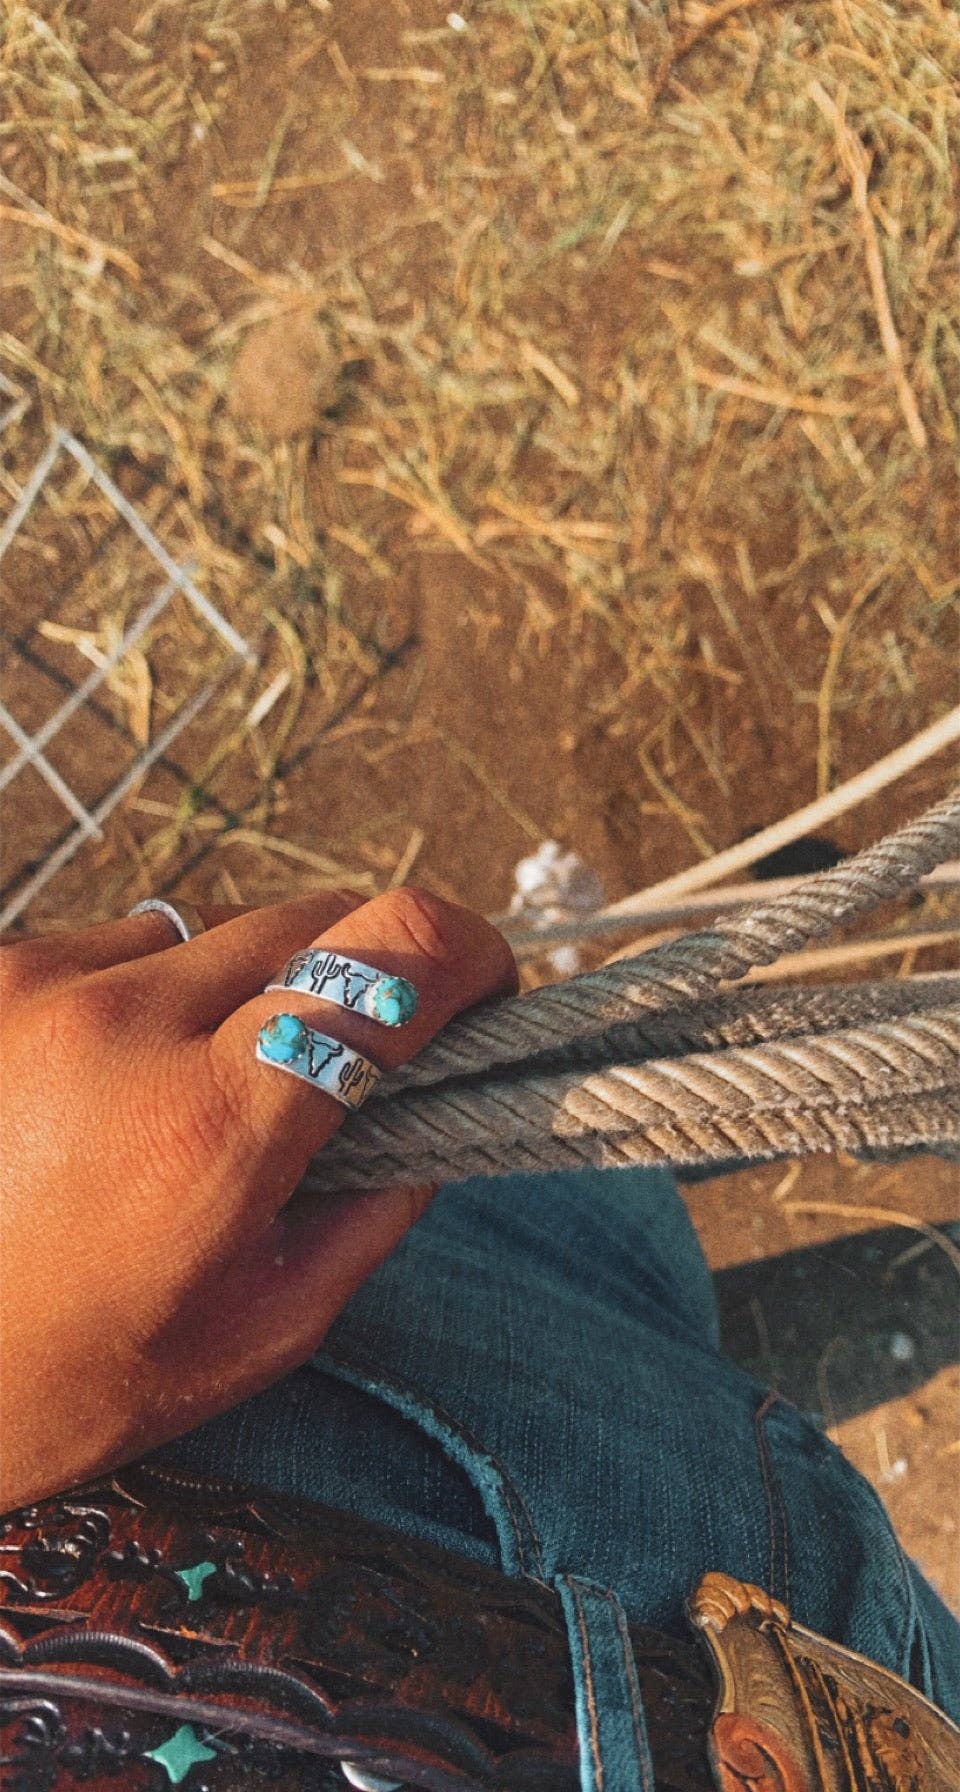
left=560, top=1575, right=654, bottom=1792
left=850, top=1457, right=925, bottom=1683
left=758, top=1396, right=928, bottom=1690
left=499, top=1467, right=547, bottom=1581
left=567, top=1576, right=604, bottom=1792
left=753, top=1390, right=791, bottom=1606
left=790, top=1400, right=923, bottom=1678
left=317, top=1347, right=546, bottom=1579
left=609, top=1590, right=652, bottom=1792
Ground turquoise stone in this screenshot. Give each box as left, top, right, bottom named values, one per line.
left=173, top=1559, right=216, bottom=1602
left=259, top=1012, right=307, bottom=1062
left=370, top=975, right=418, bottom=1026
left=144, top=1724, right=217, bottom=1785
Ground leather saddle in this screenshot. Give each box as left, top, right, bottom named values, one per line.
left=1, top=1463, right=956, bottom=1790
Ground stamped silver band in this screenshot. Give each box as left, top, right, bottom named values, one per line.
left=266, top=948, right=418, bottom=1028
left=127, top=898, right=207, bottom=943
left=256, top=1013, right=382, bottom=1110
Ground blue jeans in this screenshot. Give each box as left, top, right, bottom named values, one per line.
left=150, top=1167, right=960, bottom=1783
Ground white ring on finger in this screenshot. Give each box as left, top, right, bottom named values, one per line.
left=127, top=898, right=207, bottom=944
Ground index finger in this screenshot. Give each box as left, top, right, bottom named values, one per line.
left=187, top=886, right=517, bottom=1220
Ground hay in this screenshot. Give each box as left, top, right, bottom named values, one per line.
left=1, top=0, right=957, bottom=924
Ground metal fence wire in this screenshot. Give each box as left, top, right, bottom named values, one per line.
left=0, top=429, right=254, bottom=930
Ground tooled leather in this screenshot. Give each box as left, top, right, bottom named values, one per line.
left=0, top=1462, right=715, bottom=1791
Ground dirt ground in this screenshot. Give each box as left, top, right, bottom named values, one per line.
left=2, top=2, right=958, bottom=1605
left=686, top=1154, right=959, bottom=1611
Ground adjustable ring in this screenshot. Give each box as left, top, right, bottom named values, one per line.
left=256, top=1013, right=382, bottom=1110
left=127, top=898, right=207, bottom=943
left=265, top=948, right=418, bottom=1028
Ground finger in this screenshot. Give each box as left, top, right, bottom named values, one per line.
left=5, top=891, right=365, bottom=1018
left=30, top=910, right=252, bottom=982
left=187, top=886, right=517, bottom=1218
left=162, top=1181, right=443, bottom=1426
left=2, top=900, right=309, bottom=984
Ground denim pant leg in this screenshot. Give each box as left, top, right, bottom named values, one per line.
left=149, top=1165, right=960, bottom=1735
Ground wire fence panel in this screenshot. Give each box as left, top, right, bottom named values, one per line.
left=0, top=430, right=255, bottom=930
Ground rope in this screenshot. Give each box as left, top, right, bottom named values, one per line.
left=307, top=1009, right=960, bottom=1193
left=306, top=1090, right=960, bottom=1191
left=381, top=790, right=959, bottom=1091
left=477, top=972, right=960, bottom=1078
left=499, top=862, right=960, bottom=956
left=301, top=794, right=959, bottom=1190
left=596, top=705, right=960, bottom=913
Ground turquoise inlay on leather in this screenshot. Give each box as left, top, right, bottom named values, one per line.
left=173, top=1559, right=216, bottom=1602
left=143, top=1725, right=217, bottom=1784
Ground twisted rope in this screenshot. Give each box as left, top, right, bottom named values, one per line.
left=380, top=789, right=959, bottom=1092
left=471, top=971, right=960, bottom=1079
left=307, top=1008, right=960, bottom=1193
left=298, top=794, right=959, bottom=1191
left=306, top=1090, right=960, bottom=1190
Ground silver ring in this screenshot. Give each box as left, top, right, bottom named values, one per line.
left=266, top=948, right=418, bottom=1028
left=341, top=1767, right=402, bottom=1792
left=127, top=898, right=207, bottom=943
left=256, top=1013, right=381, bottom=1110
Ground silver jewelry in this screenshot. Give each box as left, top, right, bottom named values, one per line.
left=256, top=1013, right=381, bottom=1110
left=340, top=1765, right=402, bottom=1792
left=266, top=948, right=418, bottom=1028
left=127, top=897, right=207, bottom=943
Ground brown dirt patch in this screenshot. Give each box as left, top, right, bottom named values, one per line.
left=228, top=310, right=341, bottom=442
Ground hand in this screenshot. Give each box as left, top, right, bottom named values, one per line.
left=0, top=887, right=517, bottom=1511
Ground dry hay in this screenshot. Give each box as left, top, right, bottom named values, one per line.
left=0, top=0, right=957, bottom=926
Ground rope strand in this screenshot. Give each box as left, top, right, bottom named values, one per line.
left=475, top=971, right=960, bottom=1080
left=299, top=795, right=960, bottom=1191
left=308, top=1009, right=960, bottom=1193
left=305, top=1086, right=960, bottom=1192
left=380, top=790, right=959, bottom=1092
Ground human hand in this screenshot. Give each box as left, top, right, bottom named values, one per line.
left=0, top=888, right=517, bottom=1511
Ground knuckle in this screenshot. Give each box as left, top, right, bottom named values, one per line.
left=48, top=977, right=131, bottom=1052
left=377, top=886, right=460, bottom=965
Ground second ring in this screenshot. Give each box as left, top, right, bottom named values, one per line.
left=256, top=1013, right=381, bottom=1110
